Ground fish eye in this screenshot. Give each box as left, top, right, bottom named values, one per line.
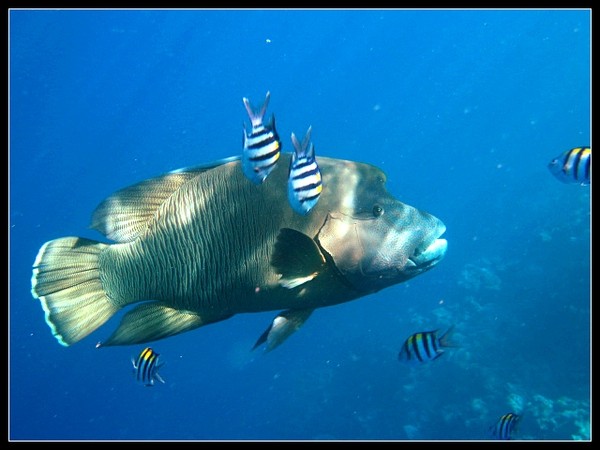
left=372, top=204, right=384, bottom=217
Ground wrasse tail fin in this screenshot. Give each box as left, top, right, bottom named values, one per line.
left=96, top=302, right=230, bottom=347
left=270, top=228, right=326, bottom=289
left=31, top=237, right=119, bottom=346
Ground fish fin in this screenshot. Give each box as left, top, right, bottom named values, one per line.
left=271, top=228, right=326, bottom=289
left=91, top=170, right=199, bottom=242
left=291, top=126, right=313, bottom=157
left=90, top=158, right=240, bottom=243
left=252, top=309, right=314, bottom=352
left=96, top=302, right=225, bottom=347
left=432, top=351, right=444, bottom=361
left=154, top=372, right=166, bottom=384
left=267, top=114, right=277, bottom=133
left=251, top=327, right=271, bottom=351
left=279, top=274, right=318, bottom=289
left=267, top=114, right=280, bottom=143
left=243, top=91, right=271, bottom=127
left=438, top=324, right=458, bottom=348
left=31, top=237, right=120, bottom=346
left=169, top=156, right=241, bottom=174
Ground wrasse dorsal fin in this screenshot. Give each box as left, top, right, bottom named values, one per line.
left=291, top=125, right=313, bottom=157
left=271, top=228, right=326, bottom=288
left=91, top=161, right=240, bottom=243
left=243, top=91, right=271, bottom=127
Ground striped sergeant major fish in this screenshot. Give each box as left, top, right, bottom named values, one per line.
left=242, top=91, right=281, bottom=184
left=288, top=126, right=322, bottom=215
left=132, top=347, right=165, bottom=387
left=398, top=326, right=455, bottom=364
left=489, top=412, right=520, bottom=440
left=548, top=146, right=591, bottom=185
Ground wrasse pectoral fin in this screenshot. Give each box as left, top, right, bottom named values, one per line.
left=279, top=274, right=318, bottom=289
left=270, top=228, right=326, bottom=289
left=252, top=308, right=314, bottom=352
left=97, top=302, right=211, bottom=347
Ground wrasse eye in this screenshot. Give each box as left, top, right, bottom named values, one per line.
left=372, top=204, right=384, bottom=217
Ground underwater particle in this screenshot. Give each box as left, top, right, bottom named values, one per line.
left=458, top=262, right=501, bottom=291
left=508, top=393, right=525, bottom=414
left=471, top=397, right=487, bottom=413
left=403, top=424, right=419, bottom=439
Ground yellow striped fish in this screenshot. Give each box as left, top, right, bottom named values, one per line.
left=242, top=91, right=281, bottom=184
left=287, top=126, right=322, bottom=215
left=398, top=326, right=455, bottom=364
left=131, top=347, right=165, bottom=387
left=489, top=412, right=520, bottom=440
left=548, top=146, right=591, bottom=185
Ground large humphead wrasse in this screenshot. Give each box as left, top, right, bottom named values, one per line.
left=31, top=154, right=447, bottom=351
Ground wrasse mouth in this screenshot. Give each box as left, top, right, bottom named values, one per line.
left=407, top=230, right=448, bottom=271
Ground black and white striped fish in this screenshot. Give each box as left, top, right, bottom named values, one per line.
left=131, top=347, right=165, bottom=387
left=287, top=126, right=322, bottom=215
left=242, top=91, right=281, bottom=184
left=398, top=326, right=455, bottom=364
left=489, top=412, right=520, bottom=440
left=548, top=146, right=591, bottom=185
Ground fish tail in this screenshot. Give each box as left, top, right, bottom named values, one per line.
left=243, top=91, right=271, bottom=127
left=31, top=237, right=119, bottom=346
left=438, top=324, right=458, bottom=348
left=290, top=125, right=313, bottom=157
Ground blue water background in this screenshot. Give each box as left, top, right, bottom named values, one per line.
left=9, top=9, right=591, bottom=441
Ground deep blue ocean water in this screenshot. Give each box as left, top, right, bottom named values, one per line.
left=9, top=9, right=590, bottom=441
